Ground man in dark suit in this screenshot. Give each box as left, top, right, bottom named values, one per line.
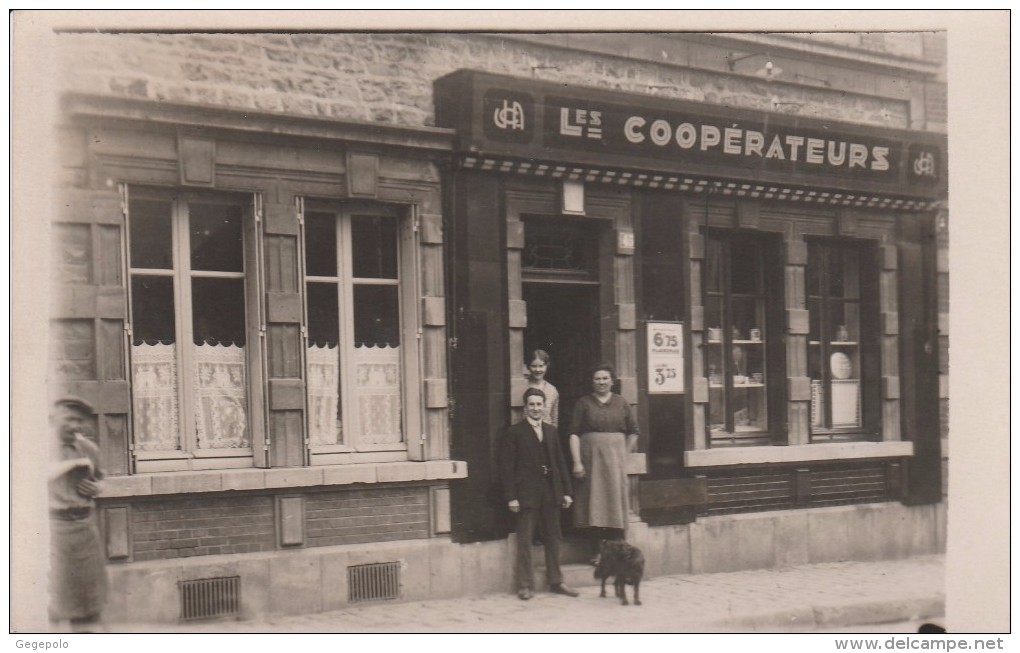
left=500, top=387, right=579, bottom=600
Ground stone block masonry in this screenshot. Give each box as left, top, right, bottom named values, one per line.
left=57, top=32, right=913, bottom=130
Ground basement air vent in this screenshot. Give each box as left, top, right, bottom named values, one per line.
left=348, top=561, right=401, bottom=603
left=179, top=576, right=241, bottom=622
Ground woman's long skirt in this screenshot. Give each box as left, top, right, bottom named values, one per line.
left=49, top=516, right=108, bottom=621
left=573, top=431, right=629, bottom=530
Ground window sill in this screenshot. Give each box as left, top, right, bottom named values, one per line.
left=99, top=460, right=469, bottom=498
left=683, top=440, right=914, bottom=467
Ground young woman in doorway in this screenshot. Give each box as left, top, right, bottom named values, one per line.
left=525, top=349, right=560, bottom=427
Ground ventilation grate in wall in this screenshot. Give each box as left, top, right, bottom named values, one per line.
left=179, top=576, right=241, bottom=622
left=348, top=561, right=401, bottom=603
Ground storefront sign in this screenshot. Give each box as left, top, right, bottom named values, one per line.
left=436, top=70, right=947, bottom=200
left=647, top=322, right=684, bottom=394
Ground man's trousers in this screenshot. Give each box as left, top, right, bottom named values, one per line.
left=514, top=478, right=564, bottom=590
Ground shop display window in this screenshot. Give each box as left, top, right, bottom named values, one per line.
left=703, top=232, right=780, bottom=446
left=806, top=240, right=877, bottom=441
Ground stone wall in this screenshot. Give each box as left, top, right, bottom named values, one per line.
left=57, top=32, right=915, bottom=130
left=103, top=500, right=944, bottom=623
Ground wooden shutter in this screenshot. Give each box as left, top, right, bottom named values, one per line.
left=51, top=186, right=131, bottom=475
left=245, top=196, right=269, bottom=467
left=264, top=196, right=307, bottom=467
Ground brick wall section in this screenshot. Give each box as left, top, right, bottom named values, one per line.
left=305, top=486, right=429, bottom=547
left=57, top=32, right=909, bottom=129
left=130, top=495, right=276, bottom=561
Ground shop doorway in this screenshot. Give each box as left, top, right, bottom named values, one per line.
left=522, top=282, right=600, bottom=428
left=523, top=281, right=600, bottom=551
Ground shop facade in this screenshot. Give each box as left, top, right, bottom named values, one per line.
left=43, top=31, right=947, bottom=623
left=436, top=70, right=947, bottom=548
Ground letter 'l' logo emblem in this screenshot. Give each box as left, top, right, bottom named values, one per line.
left=494, top=100, right=525, bottom=131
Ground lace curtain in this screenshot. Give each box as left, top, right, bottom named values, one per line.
left=193, top=343, right=249, bottom=449
left=131, top=343, right=180, bottom=451
left=131, top=342, right=249, bottom=451
left=306, top=343, right=402, bottom=447
left=307, top=343, right=342, bottom=446
left=354, top=344, right=402, bottom=445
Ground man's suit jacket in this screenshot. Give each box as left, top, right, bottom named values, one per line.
left=499, top=419, right=573, bottom=510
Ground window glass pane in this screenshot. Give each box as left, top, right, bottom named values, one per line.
left=129, top=199, right=173, bottom=269
left=732, top=337, right=764, bottom=380
left=522, top=219, right=598, bottom=278
left=703, top=236, right=723, bottom=293
left=808, top=297, right=821, bottom=342
left=703, top=233, right=770, bottom=442
left=306, top=282, right=343, bottom=447
left=829, top=300, right=860, bottom=343
left=307, top=282, right=340, bottom=346
left=808, top=241, right=866, bottom=438
left=305, top=212, right=338, bottom=277
left=731, top=385, right=767, bottom=432
left=805, top=243, right=821, bottom=298
left=708, top=384, right=725, bottom=433
left=189, top=203, right=244, bottom=272
left=729, top=237, right=761, bottom=295
left=704, top=297, right=723, bottom=341
left=841, top=248, right=860, bottom=299
left=353, top=285, right=400, bottom=347
left=191, top=277, right=249, bottom=450
left=808, top=336, right=823, bottom=382
left=131, top=276, right=176, bottom=344
left=351, top=215, right=398, bottom=279
left=731, top=296, right=763, bottom=342
left=191, top=278, right=246, bottom=346
left=130, top=275, right=180, bottom=453
left=828, top=246, right=846, bottom=298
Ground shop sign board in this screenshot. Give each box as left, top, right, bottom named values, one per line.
left=435, top=70, right=947, bottom=200
left=647, top=322, right=684, bottom=394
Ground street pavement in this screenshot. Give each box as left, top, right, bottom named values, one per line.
left=111, top=554, right=945, bottom=634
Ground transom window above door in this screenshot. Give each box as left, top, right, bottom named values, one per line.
left=521, top=218, right=600, bottom=282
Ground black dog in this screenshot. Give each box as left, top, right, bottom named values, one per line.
left=593, top=539, right=644, bottom=606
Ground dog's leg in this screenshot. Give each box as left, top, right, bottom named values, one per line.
left=633, top=580, right=641, bottom=606
left=599, top=577, right=607, bottom=598
left=617, top=579, right=628, bottom=606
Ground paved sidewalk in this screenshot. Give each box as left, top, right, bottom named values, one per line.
left=112, top=554, right=945, bottom=633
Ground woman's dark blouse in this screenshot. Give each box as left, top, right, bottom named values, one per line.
left=568, top=393, right=640, bottom=436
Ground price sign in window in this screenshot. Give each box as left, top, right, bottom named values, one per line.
left=647, top=322, right=684, bottom=394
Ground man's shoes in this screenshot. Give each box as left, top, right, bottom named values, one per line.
left=550, top=583, right=579, bottom=597
left=517, top=588, right=533, bottom=600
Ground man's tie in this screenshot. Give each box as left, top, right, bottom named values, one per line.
left=530, top=420, right=543, bottom=443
